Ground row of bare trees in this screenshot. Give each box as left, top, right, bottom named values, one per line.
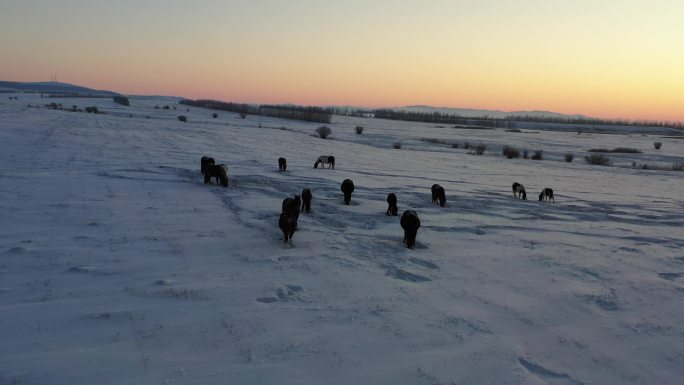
left=179, top=99, right=331, bottom=123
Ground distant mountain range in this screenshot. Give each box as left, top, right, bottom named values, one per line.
left=0, top=81, right=119, bottom=97
left=391, top=105, right=588, bottom=120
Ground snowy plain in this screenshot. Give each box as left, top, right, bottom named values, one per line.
left=1, top=95, right=683, bottom=385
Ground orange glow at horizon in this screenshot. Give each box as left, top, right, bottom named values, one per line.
left=1, top=0, right=683, bottom=122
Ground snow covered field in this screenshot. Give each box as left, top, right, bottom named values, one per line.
left=1, top=95, right=683, bottom=385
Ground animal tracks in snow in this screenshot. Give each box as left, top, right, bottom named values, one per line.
left=256, top=285, right=304, bottom=304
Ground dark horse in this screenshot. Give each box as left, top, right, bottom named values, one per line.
left=301, top=189, right=312, bottom=213
left=341, top=179, right=355, bottom=205
left=386, top=193, right=398, bottom=216
left=200, top=156, right=215, bottom=175
left=431, top=184, right=446, bottom=207
left=314, top=155, right=335, bottom=169
left=282, top=195, right=301, bottom=218
left=400, top=210, right=421, bottom=249
left=204, top=164, right=228, bottom=187
left=278, top=157, right=287, bottom=172
left=280, top=194, right=301, bottom=244
left=278, top=212, right=298, bottom=245
left=512, top=182, right=526, bottom=200
left=539, top=187, right=554, bottom=203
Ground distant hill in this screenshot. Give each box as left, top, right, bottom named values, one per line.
left=393, top=105, right=588, bottom=120
left=0, top=81, right=119, bottom=97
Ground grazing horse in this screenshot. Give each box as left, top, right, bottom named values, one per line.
left=341, top=179, right=355, bottom=205
left=200, top=156, right=215, bottom=174
left=204, top=164, right=228, bottom=187
left=278, top=157, right=287, bottom=172
left=512, top=182, right=526, bottom=200
left=400, top=210, right=421, bottom=249
left=386, top=193, right=398, bottom=216
left=278, top=212, right=298, bottom=245
left=431, top=184, right=446, bottom=207
left=282, top=195, right=301, bottom=218
left=314, top=155, right=335, bottom=169
left=301, top=189, right=312, bottom=214
left=539, top=187, right=554, bottom=203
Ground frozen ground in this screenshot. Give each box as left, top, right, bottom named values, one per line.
left=1, top=95, right=683, bottom=385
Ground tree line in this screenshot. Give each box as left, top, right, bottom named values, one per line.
left=336, top=108, right=684, bottom=130
left=179, top=99, right=331, bottom=123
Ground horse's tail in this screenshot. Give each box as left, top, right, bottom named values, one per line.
left=330, top=156, right=335, bottom=169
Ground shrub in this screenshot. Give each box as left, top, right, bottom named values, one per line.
left=393, top=141, right=402, bottom=149
left=212, top=113, right=218, bottom=118
left=72, top=105, right=78, bottom=110
left=585, top=154, right=611, bottom=166
left=178, top=115, right=187, bottom=122
left=564, top=153, right=574, bottom=162
left=113, top=96, right=130, bottom=106
left=315, top=126, right=332, bottom=139
left=672, top=163, right=684, bottom=171
left=163, top=105, right=170, bottom=110
left=355, top=126, right=363, bottom=134
left=523, top=149, right=529, bottom=159
left=239, top=112, right=247, bottom=119
left=154, top=105, right=160, bottom=109
left=654, top=142, right=662, bottom=150
left=464, top=141, right=471, bottom=149
left=502, top=146, right=521, bottom=159
left=475, top=144, right=487, bottom=155
left=451, top=143, right=459, bottom=149
left=531, top=150, right=543, bottom=160
left=85, top=106, right=99, bottom=114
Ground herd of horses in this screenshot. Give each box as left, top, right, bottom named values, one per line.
left=512, top=182, right=555, bottom=202
left=201, top=155, right=555, bottom=248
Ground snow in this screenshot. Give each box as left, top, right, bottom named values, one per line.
left=1, top=95, right=683, bottom=385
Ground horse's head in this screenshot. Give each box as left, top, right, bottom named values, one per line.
left=314, top=161, right=318, bottom=168
left=522, top=191, right=527, bottom=200
left=539, top=192, right=544, bottom=201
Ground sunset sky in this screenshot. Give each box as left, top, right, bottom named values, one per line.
left=1, top=0, right=682, bottom=121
